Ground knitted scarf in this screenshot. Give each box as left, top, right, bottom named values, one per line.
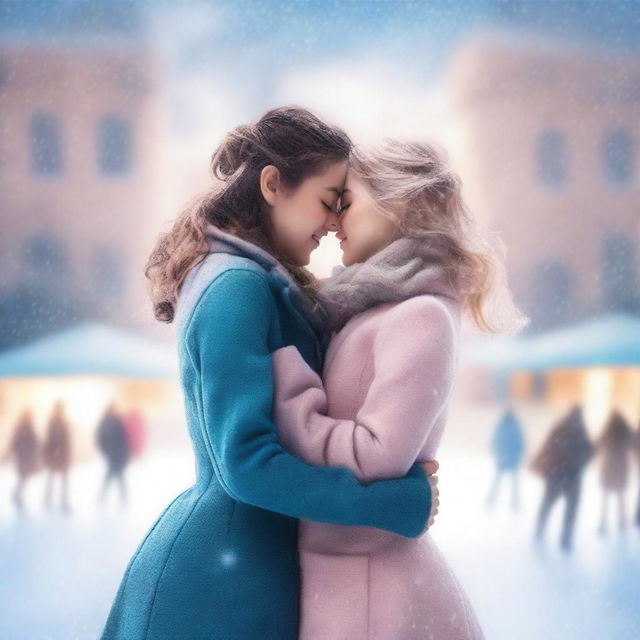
left=318, top=236, right=461, bottom=333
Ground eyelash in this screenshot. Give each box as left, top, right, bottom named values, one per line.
left=322, top=201, right=351, bottom=215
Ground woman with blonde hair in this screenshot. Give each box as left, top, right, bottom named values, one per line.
left=272, top=138, right=527, bottom=639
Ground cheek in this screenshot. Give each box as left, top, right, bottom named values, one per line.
left=341, top=206, right=360, bottom=236
left=311, top=203, right=328, bottom=228
left=293, top=195, right=324, bottom=233
left=344, top=206, right=371, bottom=243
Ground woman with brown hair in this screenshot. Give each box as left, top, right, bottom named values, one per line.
left=100, top=107, right=438, bottom=640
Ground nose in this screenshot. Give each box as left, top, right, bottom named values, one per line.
left=324, top=209, right=340, bottom=232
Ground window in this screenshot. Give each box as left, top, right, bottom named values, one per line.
left=530, top=259, right=574, bottom=329
left=602, top=129, right=634, bottom=185
left=0, top=59, right=10, bottom=87
left=98, top=116, right=132, bottom=176
left=92, top=245, right=126, bottom=297
left=602, top=232, right=639, bottom=312
left=30, top=113, right=64, bottom=177
left=23, top=232, right=68, bottom=274
left=536, top=130, right=568, bottom=189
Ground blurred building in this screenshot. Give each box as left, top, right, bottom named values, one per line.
left=0, top=9, right=169, bottom=350
left=448, top=36, right=640, bottom=332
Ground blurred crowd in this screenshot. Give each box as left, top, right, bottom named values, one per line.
left=3, top=396, right=639, bottom=556
left=1, top=401, right=146, bottom=512
left=487, top=404, right=640, bottom=552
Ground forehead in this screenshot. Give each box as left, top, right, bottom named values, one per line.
left=306, top=159, right=348, bottom=190
left=344, top=170, right=365, bottom=192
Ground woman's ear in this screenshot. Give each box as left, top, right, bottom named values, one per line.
left=260, top=165, right=280, bottom=206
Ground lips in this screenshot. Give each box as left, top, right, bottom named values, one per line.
left=311, top=235, right=321, bottom=245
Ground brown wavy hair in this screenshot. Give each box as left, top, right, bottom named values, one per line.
left=145, top=106, right=352, bottom=323
left=348, top=139, right=528, bottom=335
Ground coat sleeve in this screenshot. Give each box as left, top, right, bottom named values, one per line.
left=185, top=268, right=431, bottom=538
left=272, top=296, right=457, bottom=485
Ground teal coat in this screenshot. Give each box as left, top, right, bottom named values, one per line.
left=100, top=226, right=432, bottom=640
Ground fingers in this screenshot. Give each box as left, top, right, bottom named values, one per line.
left=421, top=460, right=439, bottom=476
left=421, top=463, right=441, bottom=532
left=426, top=474, right=440, bottom=531
left=428, top=504, right=439, bottom=529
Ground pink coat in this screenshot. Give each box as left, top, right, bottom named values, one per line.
left=272, top=292, right=484, bottom=639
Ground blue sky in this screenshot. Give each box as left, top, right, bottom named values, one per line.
left=3, top=1, right=639, bottom=113
left=3, top=1, right=640, bottom=75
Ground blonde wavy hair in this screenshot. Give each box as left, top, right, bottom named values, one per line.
left=348, top=139, right=528, bottom=334
left=144, top=106, right=352, bottom=323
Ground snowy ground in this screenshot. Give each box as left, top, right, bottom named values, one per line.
left=0, top=441, right=638, bottom=640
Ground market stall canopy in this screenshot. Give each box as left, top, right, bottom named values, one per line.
left=0, top=323, right=178, bottom=379
left=461, top=314, right=640, bottom=372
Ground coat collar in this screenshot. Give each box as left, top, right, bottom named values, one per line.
left=203, top=224, right=328, bottom=335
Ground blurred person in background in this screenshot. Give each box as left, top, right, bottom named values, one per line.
left=96, top=402, right=130, bottom=506
left=6, top=410, right=41, bottom=511
left=122, top=407, right=147, bottom=460
left=487, top=406, right=526, bottom=511
left=531, top=404, right=594, bottom=552
left=42, top=399, right=73, bottom=512
left=635, top=421, right=640, bottom=529
left=595, top=410, right=634, bottom=535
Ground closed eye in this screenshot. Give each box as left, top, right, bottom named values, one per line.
left=338, top=203, right=351, bottom=215
left=321, top=201, right=334, bottom=212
